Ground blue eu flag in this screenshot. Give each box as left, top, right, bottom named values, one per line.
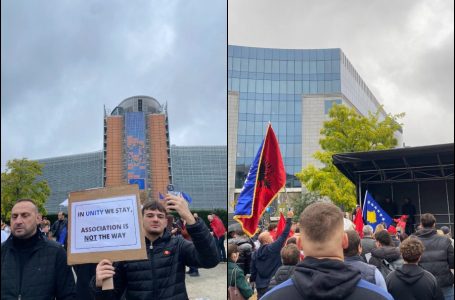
left=362, top=191, right=393, bottom=231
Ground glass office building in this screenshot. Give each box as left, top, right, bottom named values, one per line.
left=104, top=96, right=171, bottom=199
left=35, top=95, right=227, bottom=213
left=171, top=145, right=227, bottom=209
left=37, top=146, right=227, bottom=213
left=228, top=45, right=398, bottom=205
left=37, top=151, right=103, bottom=214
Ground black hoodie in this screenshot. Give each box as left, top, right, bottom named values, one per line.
left=261, top=257, right=393, bottom=300
left=386, top=264, right=443, bottom=300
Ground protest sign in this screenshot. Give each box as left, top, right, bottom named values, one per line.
left=67, top=185, right=147, bottom=265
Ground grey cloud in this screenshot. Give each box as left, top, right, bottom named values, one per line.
left=1, top=0, right=226, bottom=170
left=229, top=0, right=453, bottom=147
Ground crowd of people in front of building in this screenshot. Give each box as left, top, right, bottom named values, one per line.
left=1, top=194, right=453, bottom=300
left=228, top=203, right=454, bottom=300
left=1, top=195, right=223, bottom=299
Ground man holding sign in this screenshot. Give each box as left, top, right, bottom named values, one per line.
left=91, top=193, right=220, bottom=299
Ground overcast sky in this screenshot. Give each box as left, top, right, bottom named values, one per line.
left=1, top=0, right=226, bottom=170
left=229, top=0, right=454, bottom=147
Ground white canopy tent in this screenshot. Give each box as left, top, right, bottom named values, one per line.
left=59, top=199, right=68, bottom=207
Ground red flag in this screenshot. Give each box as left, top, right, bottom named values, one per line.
left=234, top=124, right=286, bottom=237
left=354, top=206, right=364, bottom=238
left=274, top=212, right=286, bottom=239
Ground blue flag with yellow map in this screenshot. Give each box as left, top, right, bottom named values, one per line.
left=362, top=190, right=393, bottom=231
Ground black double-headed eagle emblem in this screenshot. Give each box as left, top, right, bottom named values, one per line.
left=258, top=160, right=273, bottom=189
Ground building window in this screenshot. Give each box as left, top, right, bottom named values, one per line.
left=138, top=99, right=142, bottom=112
left=324, top=99, right=342, bottom=114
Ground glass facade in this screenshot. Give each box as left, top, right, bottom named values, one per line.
left=228, top=46, right=341, bottom=188
left=324, top=99, right=342, bottom=114
left=125, top=112, right=147, bottom=190
left=171, top=146, right=227, bottom=209
left=228, top=45, right=385, bottom=189
left=37, top=151, right=104, bottom=214
left=38, top=145, right=227, bottom=213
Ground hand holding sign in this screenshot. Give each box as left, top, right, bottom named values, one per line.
left=67, top=185, right=147, bottom=293
left=164, top=194, right=196, bottom=225
left=95, top=259, right=115, bottom=289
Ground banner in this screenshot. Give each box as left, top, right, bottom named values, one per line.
left=67, top=185, right=147, bottom=265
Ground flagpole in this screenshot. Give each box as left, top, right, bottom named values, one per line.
left=362, top=190, right=368, bottom=220
left=283, top=185, right=289, bottom=210
left=359, top=178, right=363, bottom=222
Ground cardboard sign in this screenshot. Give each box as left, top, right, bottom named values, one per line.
left=67, top=185, right=147, bottom=265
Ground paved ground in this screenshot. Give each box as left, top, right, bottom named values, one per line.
left=186, top=262, right=227, bottom=300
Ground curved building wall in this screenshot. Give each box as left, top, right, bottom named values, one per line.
left=112, top=95, right=162, bottom=115
left=104, top=96, right=171, bottom=201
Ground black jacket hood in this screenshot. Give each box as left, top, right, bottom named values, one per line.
left=414, top=228, right=437, bottom=238
left=292, top=257, right=361, bottom=299
left=371, top=246, right=401, bottom=262
left=395, top=264, right=425, bottom=284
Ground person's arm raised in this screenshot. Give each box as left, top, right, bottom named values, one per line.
left=268, top=210, right=294, bottom=253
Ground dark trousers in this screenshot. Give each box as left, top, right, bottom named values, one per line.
left=216, top=235, right=226, bottom=261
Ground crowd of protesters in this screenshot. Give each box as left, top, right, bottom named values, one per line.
left=1, top=195, right=453, bottom=300
left=1, top=196, right=222, bottom=300
left=228, top=205, right=453, bottom=300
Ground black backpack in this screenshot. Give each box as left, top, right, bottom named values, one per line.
left=379, top=257, right=404, bottom=278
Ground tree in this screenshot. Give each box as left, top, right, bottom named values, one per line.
left=291, top=191, right=325, bottom=222
left=1, top=159, right=50, bottom=219
left=296, top=104, right=404, bottom=211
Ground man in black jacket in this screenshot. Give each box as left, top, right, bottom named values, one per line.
left=262, top=202, right=393, bottom=300
left=368, top=230, right=404, bottom=278
left=386, top=236, right=443, bottom=300
left=250, top=210, right=293, bottom=299
left=267, top=243, right=299, bottom=291
left=51, top=211, right=68, bottom=243
left=1, top=199, right=76, bottom=300
left=414, top=213, right=454, bottom=300
left=401, top=197, right=416, bottom=235
left=92, top=194, right=220, bottom=300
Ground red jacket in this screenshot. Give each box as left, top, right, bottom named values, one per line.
left=210, top=215, right=226, bottom=238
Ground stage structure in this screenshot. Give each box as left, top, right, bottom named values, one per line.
left=333, top=143, right=454, bottom=233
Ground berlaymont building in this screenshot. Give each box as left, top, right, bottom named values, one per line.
left=37, top=96, right=226, bottom=214
left=228, top=45, right=402, bottom=214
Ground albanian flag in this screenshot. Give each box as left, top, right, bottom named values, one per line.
left=234, top=124, right=286, bottom=237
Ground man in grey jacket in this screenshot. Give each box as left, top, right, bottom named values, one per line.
left=361, top=225, right=376, bottom=261
left=344, top=229, right=387, bottom=290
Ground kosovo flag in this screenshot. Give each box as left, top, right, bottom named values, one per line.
left=362, top=190, right=393, bottom=231
left=234, top=124, right=286, bottom=237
